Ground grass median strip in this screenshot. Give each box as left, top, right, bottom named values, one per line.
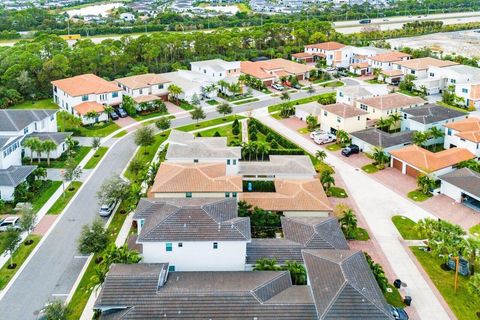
left=0, top=234, right=41, bottom=290
left=268, top=92, right=335, bottom=113
left=392, top=215, right=420, bottom=240
left=47, top=181, right=83, bottom=215
left=233, top=98, right=259, bottom=105
left=32, top=181, right=62, bottom=213
left=84, top=147, right=108, bottom=169
left=177, top=115, right=244, bottom=132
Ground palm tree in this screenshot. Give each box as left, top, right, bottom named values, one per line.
left=85, top=111, right=99, bottom=126
left=228, top=82, right=242, bottom=97
left=103, top=244, right=141, bottom=266
left=217, top=80, right=229, bottom=94
left=315, top=150, right=327, bottom=162
left=42, top=139, right=57, bottom=167
left=168, top=84, right=183, bottom=104
left=336, top=130, right=350, bottom=147
left=417, top=174, right=436, bottom=195
left=388, top=113, right=402, bottom=132
left=372, top=147, right=389, bottom=170
left=241, top=141, right=257, bottom=161
left=23, top=137, right=41, bottom=164
left=428, top=127, right=444, bottom=144
left=35, top=140, right=45, bottom=164
left=256, top=141, right=270, bottom=161
left=339, top=209, right=357, bottom=239
left=412, top=131, right=428, bottom=147
left=320, top=170, right=335, bottom=195
left=376, top=117, right=392, bottom=133
left=103, top=105, right=114, bottom=121
left=284, top=261, right=307, bottom=285
left=253, top=258, right=279, bottom=271
left=280, top=91, right=290, bottom=102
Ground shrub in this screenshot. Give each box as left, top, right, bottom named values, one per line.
left=213, top=131, right=221, bottom=137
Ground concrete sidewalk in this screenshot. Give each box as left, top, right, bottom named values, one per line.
left=258, top=114, right=454, bottom=320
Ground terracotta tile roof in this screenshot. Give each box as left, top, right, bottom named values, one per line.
left=239, top=179, right=332, bottom=212
left=150, top=162, right=242, bottom=193
left=133, top=95, right=160, bottom=104
left=369, top=51, right=411, bottom=63
left=51, top=74, right=121, bottom=97
left=381, top=69, right=404, bottom=77
left=241, top=58, right=313, bottom=80
left=390, top=145, right=475, bottom=172
left=394, top=57, right=458, bottom=70
left=73, top=101, right=105, bottom=115
left=305, top=41, right=345, bottom=51
left=292, top=52, right=313, bottom=59
left=357, top=93, right=426, bottom=110
left=321, top=102, right=368, bottom=118
left=445, top=117, right=480, bottom=143
left=350, top=62, right=369, bottom=69
left=116, top=73, right=170, bottom=89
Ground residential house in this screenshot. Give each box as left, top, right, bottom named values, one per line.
left=336, top=84, right=389, bottom=106
left=0, top=165, right=36, bottom=201
left=23, top=132, right=72, bottom=160
left=238, top=155, right=317, bottom=180
left=303, top=41, right=346, bottom=67
left=292, top=51, right=315, bottom=63
left=295, top=101, right=322, bottom=121
left=356, top=93, right=426, bottom=120
left=378, top=69, right=404, bottom=85
left=94, top=249, right=394, bottom=319
left=166, top=130, right=241, bottom=175
left=349, top=61, right=369, bottom=75
left=319, top=102, right=368, bottom=134
left=444, top=117, right=480, bottom=157
left=149, top=162, right=242, bottom=199
left=351, top=129, right=415, bottom=155
left=190, top=59, right=241, bottom=82
left=393, top=57, right=458, bottom=80
left=390, top=145, right=475, bottom=178
left=115, top=73, right=171, bottom=105
left=439, top=168, right=480, bottom=211
left=246, top=216, right=349, bottom=265
left=367, top=51, right=411, bottom=72
left=133, top=197, right=250, bottom=271
left=401, top=104, right=467, bottom=145
left=239, top=179, right=332, bottom=218
left=240, top=58, right=313, bottom=86
left=119, top=12, right=135, bottom=21
left=51, top=74, right=123, bottom=124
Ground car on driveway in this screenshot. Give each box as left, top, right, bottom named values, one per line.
left=341, top=144, right=360, bottom=157
left=314, top=133, right=336, bottom=145
left=110, top=111, right=119, bottom=120
left=99, top=201, right=117, bottom=217
left=0, top=217, right=21, bottom=232
left=116, top=108, right=128, bottom=118
left=272, top=83, right=285, bottom=91
left=309, top=130, right=326, bottom=139
left=390, top=305, right=409, bottom=320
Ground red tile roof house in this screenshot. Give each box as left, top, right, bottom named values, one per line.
left=51, top=74, right=123, bottom=125
left=240, top=58, right=314, bottom=87
left=302, top=41, right=346, bottom=67
left=390, top=145, right=475, bottom=178
left=444, top=117, right=480, bottom=158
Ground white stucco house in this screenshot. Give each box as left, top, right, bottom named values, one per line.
left=439, top=168, right=480, bottom=211
left=319, top=102, right=368, bottom=134
left=133, top=198, right=251, bottom=271
left=444, top=117, right=480, bottom=158
left=115, top=73, right=171, bottom=105
left=350, top=129, right=414, bottom=155
left=294, top=102, right=322, bottom=121
left=336, top=84, right=388, bottom=106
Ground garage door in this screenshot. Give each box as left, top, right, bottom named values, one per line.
left=392, top=158, right=403, bottom=171
left=405, top=165, right=421, bottom=178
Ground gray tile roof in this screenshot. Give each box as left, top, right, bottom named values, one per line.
left=246, top=217, right=349, bottom=264
left=0, top=165, right=36, bottom=187
left=0, top=110, right=57, bottom=132
left=0, top=135, right=22, bottom=150
left=439, top=168, right=480, bottom=198
left=239, top=155, right=316, bottom=176
left=403, top=104, right=467, bottom=124
left=303, top=249, right=393, bottom=320
left=167, top=130, right=241, bottom=159
left=351, top=128, right=415, bottom=149
left=95, top=264, right=317, bottom=319
left=133, top=198, right=251, bottom=242
left=28, top=132, right=72, bottom=145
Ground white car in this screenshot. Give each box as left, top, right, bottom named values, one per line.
left=309, top=130, right=326, bottom=139
left=314, top=134, right=336, bottom=145
left=272, top=83, right=284, bottom=91
left=0, top=217, right=21, bottom=232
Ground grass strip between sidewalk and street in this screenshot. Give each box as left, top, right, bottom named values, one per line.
left=32, top=181, right=62, bottom=213
left=392, top=215, right=421, bottom=240
left=0, top=235, right=41, bottom=290
left=84, top=147, right=108, bottom=169
left=176, top=115, right=244, bottom=132
left=268, top=92, right=335, bottom=113
left=47, top=181, right=83, bottom=215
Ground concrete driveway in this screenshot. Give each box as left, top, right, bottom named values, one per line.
left=258, top=114, right=454, bottom=320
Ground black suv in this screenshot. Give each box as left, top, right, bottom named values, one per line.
left=341, top=144, right=360, bottom=157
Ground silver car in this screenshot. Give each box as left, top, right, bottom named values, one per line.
left=0, top=217, right=20, bottom=232
left=99, top=201, right=117, bottom=217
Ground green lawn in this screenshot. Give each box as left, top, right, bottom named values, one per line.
left=84, top=147, right=108, bottom=169
left=31, top=181, right=62, bottom=213
left=9, top=99, right=58, bottom=110
left=329, top=186, right=348, bottom=198
left=437, top=101, right=469, bottom=113
left=132, top=111, right=169, bottom=121
left=297, top=127, right=310, bottom=135
left=326, top=143, right=342, bottom=151
left=361, top=163, right=379, bottom=174
left=177, top=115, right=244, bottom=132
left=353, top=227, right=370, bottom=241
left=25, top=146, right=91, bottom=169
left=385, top=285, right=406, bottom=307
left=124, top=131, right=170, bottom=183
left=392, top=215, right=421, bottom=240
left=0, top=235, right=41, bottom=289
left=233, top=98, right=260, bottom=105
left=206, top=99, right=219, bottom=105
left=178, top=101, right=194, bottom=110
left=198, top=124, right=241, bottom=144
left=469, top=224, right=480, bottom=237
left=321, top=80, right=344, bottom=88
left=268, top=92, right=336, bottom=113
left=113, top=130, right=127, bottom=138
left=47, top=181, right=83, bottom=215
left=411, top=246, right=479, bottom=320
left=407, top=190, right=432, bottom=202
left=58, top=113, right=121, bottom=137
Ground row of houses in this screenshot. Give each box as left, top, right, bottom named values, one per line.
left=51, top=58, right=312, bottom=124
left=93, top=130, right=396, bottom=319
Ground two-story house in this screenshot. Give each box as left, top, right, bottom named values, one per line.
left=115, top=73, right=171, bottom=105
left=367, top=51, right=411, bottom=72
left=240, top=58, right=313, bottom=86
left=303, top=41, right=346, bottom=67
left=336, top=84, right=388, bottom=106
left=319, top=102, right=368, bottom=134
left=444, top=117, right=480, bottom=158
left=356, top=93, right=426, bottom=120
left=51, top=74, right=123, bottom=124
left=133, top=197, right=251, bottom=271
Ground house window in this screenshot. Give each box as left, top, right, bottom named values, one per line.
left=178, top=243, right=183, bottom=247
left=411, top=70, right=415, bottom=75
left=233, top=192, right=237, bottom=198
left=462, top=88, right=468, bottom=94
left=23, top=127, right=29, bottom=134
left=82, top=95, right=88, bottom=101
left=336, top=117, right=341, bottom=123
left=168, top=265, right=175, bottom=272
left=227, top=159, right=231, bottom=165
left=194, top=159, right=198, bottom=163
left=339, top=92, right=344, bottom=97
left=429, top=73, right=435, bottom=77
left=213, top=242, right=218, bottom=249
left=360, top=104, right=368, bottom=111
left=166, top=243, right=173, bottom=252
left=112, top=92, right=119, bottom=98
left=323, top=111, right=327, bottom=116
left=404, top=113, right=407, bottom=119
left=139, top=89, right=143, bottom=95
left=225, top=193, right=230, bottom=198
left=233, top=159, right=237, bottom=165
left=159, top=84, right=164, bottom=89
left=447, top=128, right=452, bottom=136
left=357, top=116, right=360, bottom=120
left=451, top=79, right=456, bottom=84
left=186, top=192, right=192, bottom=198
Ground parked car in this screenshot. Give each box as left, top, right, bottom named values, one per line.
left=116, top=108, right=128, bottom=118
left=390, top=305, right=409, bottom=320
left=341, top=144, right=360, bottom=157
left=110, top=111, right=119, bottom=120
left=99, top=201, right=117, bottom=217
left=314, top=133, right=336, bottom=145
left=272, top=83, right=285, bottom=91
left=326, top=67, right=336, bottom=72
left=309, top=130, right=326, bottom=139
left=0, top=217, right=21, bottom=232
left=292, top=83, right=301, bottom=89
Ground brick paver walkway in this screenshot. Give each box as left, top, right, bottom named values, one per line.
left=33, top=215, right=58, bottom=236
left=165, top=101, right=185, bottom=115
left=114, top=116, right=140, bottom=132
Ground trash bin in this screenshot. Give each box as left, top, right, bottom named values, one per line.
left=394, top=279, right=402, bottom=288
left=404, top=296, right=412, bottom=306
